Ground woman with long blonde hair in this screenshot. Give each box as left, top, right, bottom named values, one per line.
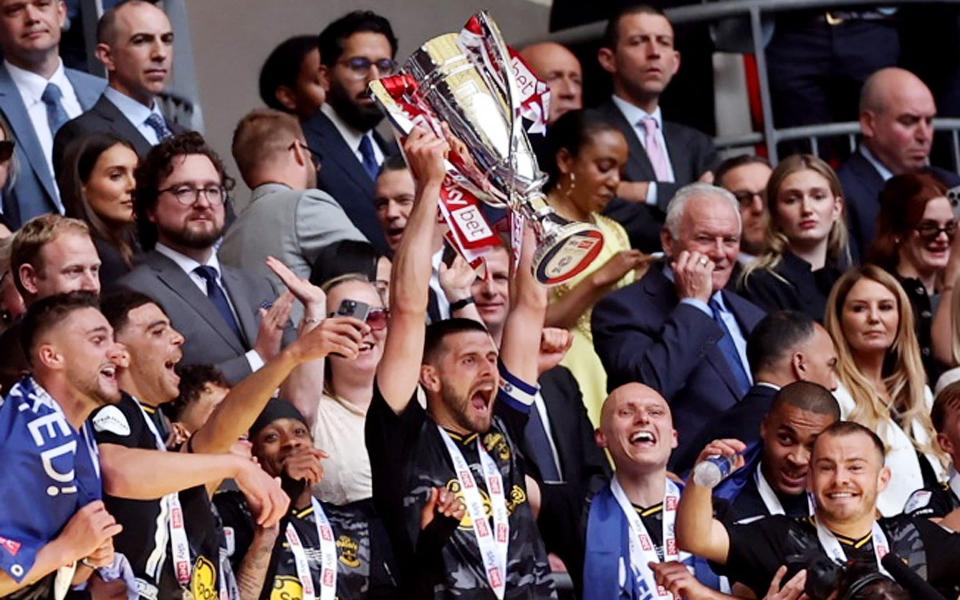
left=824, top=265, right=946, bottom=515
left=739, top=154, right=850, bottom=321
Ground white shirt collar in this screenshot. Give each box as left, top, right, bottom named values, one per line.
left=155, top=242, right=222, bottom=279
left=5, top=58, right=70, bottom=104
left=859, top=145, right=895, bottom=181
left=611, top=94, right=663, bottom=130
left=321, top=102, right=367, bottom=153
left=104, top=86, right=162, bottom=126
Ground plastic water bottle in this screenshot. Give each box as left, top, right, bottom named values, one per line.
left=692, top=455, right=737, bottom=488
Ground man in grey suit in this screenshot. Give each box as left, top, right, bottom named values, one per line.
left=592, top=4, right=717, bottom=253
left=53, top=0, right=182, bottom=169
left=219, top=108, right=364, bottom=321
left=116, top=132, right=293, bottom=385
left=0, top=0, right=106, bottom=228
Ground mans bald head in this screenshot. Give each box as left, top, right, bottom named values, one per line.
left=599, top=383, right=677, bottom=471
left=858, top=68, right=936, bottom=174
left=520, top=42, right=582, bottom=124
left=601, top=382, right=671, bottom=425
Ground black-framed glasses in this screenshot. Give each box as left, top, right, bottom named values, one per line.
left=914, top=220, right=958, bottom=242
left=0, top=140, right=15, bottom=162
left=159, top=184, right=226, bottom=206
left=732, top=190, right=765, bottom=208
left=338, top=56, right=398, bottom=78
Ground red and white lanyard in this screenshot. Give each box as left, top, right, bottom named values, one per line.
left=439, top=428, right=510, bottom=599
left=610, top=477, right=681, bottom=599
left=285, top=498, right=337, bottom=600
left=136, top=402, right=193, bottom=592
left=755, top=468, right=814, bottom=516
left=814, top=517, right=891, bottom=578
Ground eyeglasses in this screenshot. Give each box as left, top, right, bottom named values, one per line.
left=0, top=140, right=14, bottom=162
left=732, top=190, right=765, bottom=208
left=289, top=140, right=322, bottom=171
left=159, top=184, right=227, bottom=206
left=338, top=56, right=398, bottom=78
left=326, top=306, right=390, bottom=330
left=914, top=220, right=957, bottom=242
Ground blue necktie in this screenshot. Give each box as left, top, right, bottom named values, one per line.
left=358, top=134, right=379, bottom=180
left=41, top=83, right=70, bottom=135
left=709, top=297, right=751, bottom=397
left=524, top=401, right=562, bottom=482
left=145, top=113, right=173, bottom=141
left=194, top=265, right=243, bottom=342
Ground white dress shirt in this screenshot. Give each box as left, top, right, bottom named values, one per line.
left=154, top=243, right=264, bottom=371
left=611, top=95, right=675, bottom=206
left=103, top=86, right=167, bottom=145
left=321, top=102, right=384, bottom=166
left=5, top=59, right=82, bottom=182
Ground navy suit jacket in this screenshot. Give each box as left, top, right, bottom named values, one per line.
left=839, top=149, right=960, bottom=258
left=301, top=110, right=395, bottom=254
left=0, top=64, right=106, bottom=228
left=592, top=264, right=766, bottom=470
left=590, top=98, right=718, bottom=252
left=52, top=92, right=184, bottom=170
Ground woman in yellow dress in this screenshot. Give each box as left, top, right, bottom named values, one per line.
left=542, top=110, right=649, bottom=425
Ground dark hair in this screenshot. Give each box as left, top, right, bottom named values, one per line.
left=816, top=421, right=886, bottom=459
left=867, top=172, right=949, bottom=272
left=770, top=381, right=841, bottom=421
left=423, top=318, right=490, bottom=364
left=169, top=364, right=229, bottom=420
left=100, top=288, right=160, bottom=334
left=318, top=10, right=397, bottom=68
left=932, top=380, right=960, bottom=432
left=835, top=561, right=909, bottom=600
left=543, top=109, right=621, bottom=192
left=746, top=310, right=816, bottom=375
left=133, top=132, right=235, bottom=251
left=57, top=132, right=139, bottom=267
left=714, top=154, right=771, bottom=189
left=258, top=35, right=320, bottom=113
left=309, top=239, right=382, bottom=287
left=601, top=3, right=667, bottom=49
left=20, top=291, right=100, bottom=365
left=380, top=154, right=408, bottom=174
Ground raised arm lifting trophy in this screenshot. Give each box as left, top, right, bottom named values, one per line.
left=368, top=11, right=605, bottom=286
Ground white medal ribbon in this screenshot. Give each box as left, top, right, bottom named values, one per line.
left=135, top=401, right=193, bottom=590
left=610, top=477, right=682, bottom=599
left=948, top=466, right=960, bottom=502
left=438, top=428, right=510, bottom=600
left=755, top=468, right=814, bottom=516
left=285, top=497, right=337, bottom=600
left=813, top=517, right=891, bottom=578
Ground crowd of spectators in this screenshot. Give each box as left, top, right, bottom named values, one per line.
left=3, top=1, right=960, bottom=599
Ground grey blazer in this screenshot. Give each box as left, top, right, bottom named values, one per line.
left=114, top=250, right=294, bottom=385
left=0, top=64, right=106, bottom=227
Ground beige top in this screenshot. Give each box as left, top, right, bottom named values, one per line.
left=311, top=392, right=372, bottom=505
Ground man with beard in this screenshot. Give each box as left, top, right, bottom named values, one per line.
left=220, top=108, right=364, bottom=323
left=91, top=289, right=363, bottom=599
left=0, top=292, right=124, bottom=598
left=678, top=422, right=960, bottom=598
left=302, top=10, right=399, bottom=254
left=712, top=381, right=840, bottom=524
left=366, top=127, right=557, bottom=598
left=116, top=132, right=295, bottom=384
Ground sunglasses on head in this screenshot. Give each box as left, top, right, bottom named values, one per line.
left=0, top=140, right=14, bottom=162
left=914, top=219, right=957, bottom=242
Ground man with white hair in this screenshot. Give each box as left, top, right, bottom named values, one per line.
left=592, top=183, right=766, bottom=471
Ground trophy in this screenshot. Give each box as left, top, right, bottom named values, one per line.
left=369, top=12, right=605, bottom=286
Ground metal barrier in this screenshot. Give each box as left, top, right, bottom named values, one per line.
left=543, top=0, right=960, bottom=169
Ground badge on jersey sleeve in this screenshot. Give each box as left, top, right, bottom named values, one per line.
left=92, top=405, right=131, bottom=436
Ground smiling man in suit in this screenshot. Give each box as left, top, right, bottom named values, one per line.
left=592, top=183, right=765, bottom=471
left=0, top=0, right=106, bottom=228
left=53, top=0, right=182, bottom=169
left=301, top=10, right=399, bottom=254
left=592, top=3, right=717, bottom=253
left=116, top=132, right=293, bottom=385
